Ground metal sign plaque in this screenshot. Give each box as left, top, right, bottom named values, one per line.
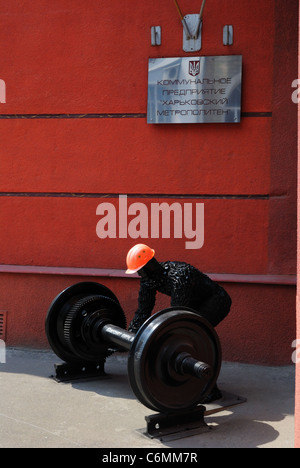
left=147, top=55, right=242, bottom=124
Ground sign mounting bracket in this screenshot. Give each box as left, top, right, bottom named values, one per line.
left=173, top=0, right=206, bottom=52
left=182, top=14, right=202, bottom=52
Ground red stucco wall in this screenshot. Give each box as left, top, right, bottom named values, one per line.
left=0, top=0, right=297, bottom=366
left=296, top=202, right=300, bottom=448
left=295, top=0, right=300, bottom=448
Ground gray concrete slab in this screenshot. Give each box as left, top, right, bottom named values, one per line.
left=0, top=348, right=295, bottom=448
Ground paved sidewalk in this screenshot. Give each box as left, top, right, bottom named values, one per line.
left=0, top=348, right=295, bottom=448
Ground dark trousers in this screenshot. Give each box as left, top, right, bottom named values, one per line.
left=190, top=290, right=232, bottom=327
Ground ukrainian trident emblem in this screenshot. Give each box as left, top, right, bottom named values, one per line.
left=189, top=60, right=200, bottom=77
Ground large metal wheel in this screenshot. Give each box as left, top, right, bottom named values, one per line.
left=127, top=307, right=221, bottom=413
left=45, top=282, right=125, bottom=363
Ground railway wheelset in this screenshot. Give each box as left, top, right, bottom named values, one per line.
left=45, top=281, right=240, bottom=438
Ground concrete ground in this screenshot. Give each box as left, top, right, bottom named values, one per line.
left=0, top=347, right=295, bottom=449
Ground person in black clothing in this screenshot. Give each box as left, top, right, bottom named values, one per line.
left=125, top=244, right=232, bottom=402
left=126, top=244, right=231, bottom=332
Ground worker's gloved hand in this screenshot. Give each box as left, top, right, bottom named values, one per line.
left=128, top=315, right=149, bottom=334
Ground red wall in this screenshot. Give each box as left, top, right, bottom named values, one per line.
left=295, top=0, right=300, bottom=449
left=0, top=0, right=297, bottom=366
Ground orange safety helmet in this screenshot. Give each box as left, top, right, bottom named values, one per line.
left=126, top=244, right=155, bottom=274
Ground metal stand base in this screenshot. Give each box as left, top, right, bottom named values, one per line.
left=140, top=391, right=247, bottom=442
left=140, top=406, right=211, bottom=442
left=51, top=361, right=107, bottom=382
left=204, top=390, right=247, bottom=416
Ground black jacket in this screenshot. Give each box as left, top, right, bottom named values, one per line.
left=131, top=260, right=231, bottom=329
